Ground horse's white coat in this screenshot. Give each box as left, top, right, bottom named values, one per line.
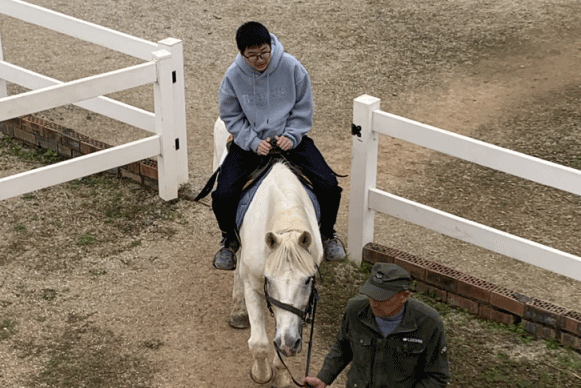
left=213, top=118, right=323, bottom=386
left=213, top=118, right=229, bottom=171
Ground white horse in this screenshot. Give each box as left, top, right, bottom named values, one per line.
left=213, top=119, right=324, bottom=387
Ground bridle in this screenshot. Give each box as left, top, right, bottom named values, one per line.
left=264, top=275, right=319, bottom=387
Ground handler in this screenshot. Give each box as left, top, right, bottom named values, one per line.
left=303, top=263, right=450, bottom=388
left=212, top=21, right=345, bottom=270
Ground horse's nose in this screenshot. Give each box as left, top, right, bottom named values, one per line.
left=293, top=337, right=302, bottom=353
left=274, top=334, right=302, bottom=357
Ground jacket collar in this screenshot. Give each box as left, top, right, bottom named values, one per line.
left=358, top=300, right=418, bottom=336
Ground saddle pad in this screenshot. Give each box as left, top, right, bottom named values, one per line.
left=236, top=166, right=321, bottom=229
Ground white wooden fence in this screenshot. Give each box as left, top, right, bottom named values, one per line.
left=349, top=94, right=581, bottom=282
left=0, top=0, right=188, bottom=201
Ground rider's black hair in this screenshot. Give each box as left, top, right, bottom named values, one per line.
left=236, top=21, right=271, bottom=53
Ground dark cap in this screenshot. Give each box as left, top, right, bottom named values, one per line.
left=359, top=263, right=412, bottom=301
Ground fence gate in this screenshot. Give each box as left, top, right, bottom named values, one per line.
left=0, top=0, right=188, bottom=201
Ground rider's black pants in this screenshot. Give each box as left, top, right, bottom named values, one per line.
left=211, top=135, right=342, bottom=239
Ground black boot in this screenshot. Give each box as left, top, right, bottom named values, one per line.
left=322, top=232, right=346, bottom=261
left=213, top=232, right=240, bottom=270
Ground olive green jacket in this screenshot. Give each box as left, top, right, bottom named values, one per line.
left=317, top=295, right=450, bottom=388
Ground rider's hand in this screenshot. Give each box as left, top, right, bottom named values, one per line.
left=275, top=135, right=292, bottom=151
left=257, top=138, right=272, bottom=156
left=302, top=376, right=327, bottom=388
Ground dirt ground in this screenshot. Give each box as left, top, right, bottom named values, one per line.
left=1, top=0, right=581, bottom=387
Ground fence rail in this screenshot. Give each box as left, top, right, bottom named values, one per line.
left=0, top=0, right=188, bottom=201
left=0, top=61, right=156, bottom=132
left=0, top=137, right=160, bottom=200
left=348, top=94, right=581, bottom=282
left=0, top=0, right=159, bottom=61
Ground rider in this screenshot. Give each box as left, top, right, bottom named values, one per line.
left=212, top=21, right=345, bottom=270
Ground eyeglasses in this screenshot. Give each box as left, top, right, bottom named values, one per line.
left=243, top=51, right=271, bottom=63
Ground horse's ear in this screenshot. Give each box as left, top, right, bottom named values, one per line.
left=298, top=231, right=312, bottom=249
left=265, top=232, right=281, bottom=249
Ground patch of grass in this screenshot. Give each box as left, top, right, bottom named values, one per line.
left=317, top=259, right=369, bottom=339
left=27, top=320, right=155, bottom=388
left=76, top=234, right=96, bottom=246
left=89, top=268, right=107, bottom=277
left=69, top=175, right=180, bottom=238
left=507, top=323, right=535, bottom=345
left=21, top=193, right=37, bottom=201
left=0, top=136, right=63, bottom=164
left=143, top=339, right=164, bottom=350
left=0, top=319, right=17, bottom=340
left=558, top=351, right=581, bottom=372
left=41, top=289, right=57, bottom=301
left=2, top=135, right=181, bottom=267
left=545, top=338, right=561, bottom=350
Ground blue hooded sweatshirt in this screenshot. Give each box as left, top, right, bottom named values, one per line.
left=218, top=33, right=313, bottom=153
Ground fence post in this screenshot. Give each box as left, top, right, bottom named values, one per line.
left=348, top=95, right=381, bottom=266
left=152, top=49, right=179, bottom=201
left=0, top=30, right=7, bottom=98
left=158, top=38, right=188, bottom=185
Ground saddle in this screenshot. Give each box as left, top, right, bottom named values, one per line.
left=194, top=139, right=320, bottom=227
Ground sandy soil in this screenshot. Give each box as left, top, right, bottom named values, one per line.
left=1, top=0, right=581, bottom=387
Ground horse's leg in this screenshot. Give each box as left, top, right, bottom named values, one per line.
left=230, top=266, right=249, bottom=329
left=244, top=282, right=273, bottom=384
left=272, top=352, right=292, bottom=388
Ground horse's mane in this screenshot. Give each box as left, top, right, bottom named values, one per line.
left=265, top=229, right=317, bottom=277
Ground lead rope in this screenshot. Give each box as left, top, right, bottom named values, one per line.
left=273, top=287, right=318, bottom=387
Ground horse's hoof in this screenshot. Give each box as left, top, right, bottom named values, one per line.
left=272, top=368, right=292, bottom=388
left=229, top=314, right=250, bottom=329
left=250, top=366, right=273, bottom=384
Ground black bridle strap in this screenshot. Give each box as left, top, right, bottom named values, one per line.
left=265, top=296, right=309, bottom=321
left=304, top=288, right=318, bottom=377
left=273, top=289, right=318, bottom=387
left=263, top=274, right=319, bottom=387
left=263, top=275, right=317, bottom=322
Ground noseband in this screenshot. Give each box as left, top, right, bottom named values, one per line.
left=264, top=276, right=318, bottom=324
left=264, top=275, right=319, bottom=387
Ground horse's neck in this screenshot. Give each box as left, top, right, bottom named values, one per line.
left=263, top=164, right=314, bottom=233
left=270, top=206, right=310, bottom=233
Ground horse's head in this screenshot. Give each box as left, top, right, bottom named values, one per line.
left=264, top=230, right=318, bottom=357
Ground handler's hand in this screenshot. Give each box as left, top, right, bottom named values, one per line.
left=257, top=138, right=272, bottom=156
left=302, top=376, right=327, bottom=388
left=275, top=135, right=292, bottom=151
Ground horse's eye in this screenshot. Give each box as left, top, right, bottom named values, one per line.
left=304, top=278, right=311, bottom=286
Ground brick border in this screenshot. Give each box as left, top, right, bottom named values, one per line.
left=363, top=242, right=581, bottom=351
left=1, top=116, right=159, bottom=191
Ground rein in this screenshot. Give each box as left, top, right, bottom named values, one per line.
left=264, top=276, right=319, bottom=387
